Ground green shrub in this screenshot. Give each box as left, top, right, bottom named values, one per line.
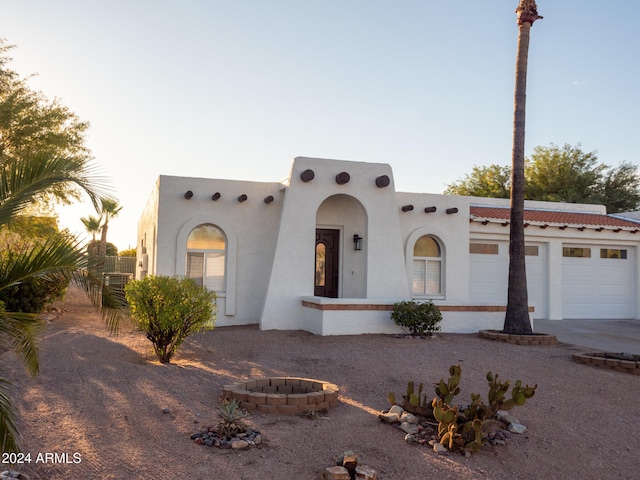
left=390, top=300, right=442, bottom=336
left=125, top=275, right=217, bottom=363
left=0, top=273, right=69, bottom=313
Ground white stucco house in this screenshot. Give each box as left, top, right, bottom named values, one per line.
left=136, top=157, right=640, bottom=335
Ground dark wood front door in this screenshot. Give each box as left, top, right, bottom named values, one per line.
left=315, top=229, right=339, bottom=297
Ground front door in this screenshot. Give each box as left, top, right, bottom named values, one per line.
left=315, top=229, right=339, bottom=297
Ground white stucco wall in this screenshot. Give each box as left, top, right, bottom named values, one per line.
left=136, top=177, right=160, bottom=280
left=140, top=174, right=284, bottom=326
left=260, top=157, right=410, bottom=331
left=138, top=157, right=640, bottom=335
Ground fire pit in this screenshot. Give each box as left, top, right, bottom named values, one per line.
left=222, top=377, right=339, bottom=414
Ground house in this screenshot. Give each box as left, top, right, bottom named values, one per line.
left=136, top=157, right=640, bottom=335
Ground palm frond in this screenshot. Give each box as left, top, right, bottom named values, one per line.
left=0, top=154, right=112, bottom=226
left=0, top=232, right=85, bottom=291
left=0, top=375, right=20, bottom=454
left=0, top=310, right=40, bottom=377
left=72, top=269, right=130, bottom=335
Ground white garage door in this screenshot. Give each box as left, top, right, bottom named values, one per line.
left=562, top=246, right=634, bottom=318
left=469, top=242, right=547, bottom=318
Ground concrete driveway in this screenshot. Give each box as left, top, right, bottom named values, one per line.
left=535, top=318, right=640, bottom=355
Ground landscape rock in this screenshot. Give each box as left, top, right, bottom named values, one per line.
left=355, top=464, right=379, bottom=479
left=399, top=421, right=419, bottom=435
left=433, top=443, right=448, bottom=454
left=378, top=412, right=400, bottom=424
left=404, top=433, right=418, bottom=444
left=388, top=405, right=404, bottom=415
left=496, top=410, right=520, bottom=425
left=400, top=412, right=419, bottom=424
left=231, top=439, right=249, bottom=449
left=508, top=423, right=527, bottom=434
left=320, top=466, right=351, bottom=480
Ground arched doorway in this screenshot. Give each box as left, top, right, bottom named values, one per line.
left=315, top=194, right=367, bottom=298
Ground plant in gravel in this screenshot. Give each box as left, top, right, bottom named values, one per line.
left=390, top=300, right=442, bottom=336
left=431, top=365, right=537, bottom=453
left=385, top=365, right=537, bottom=454
left=217, top=399, right=247, bottom=440
left=125, top=275, right=216, bottom=363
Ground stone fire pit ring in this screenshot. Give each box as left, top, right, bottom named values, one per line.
left=222, top=377, right=340, bottom=415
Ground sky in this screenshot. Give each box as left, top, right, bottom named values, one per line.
left=1, top=1, right=638, bottom=251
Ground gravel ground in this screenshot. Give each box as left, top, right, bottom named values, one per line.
left=4, top=287, right=639, bottom=479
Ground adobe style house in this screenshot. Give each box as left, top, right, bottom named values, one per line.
left=136, top=157, right=640, bottom=335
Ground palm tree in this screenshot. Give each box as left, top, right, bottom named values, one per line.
left=96, top=198, right=123, bottom=273
left=504, top=1, right=542, bottom=335
left=0, top=153, right=109, bottom=452
left=80, top=215, right=101, bottom=242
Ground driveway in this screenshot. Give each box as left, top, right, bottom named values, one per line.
left=535, top=318, right=640, bottom=355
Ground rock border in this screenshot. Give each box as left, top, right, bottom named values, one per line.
left=222, top=377, right=340, bottom=415
left=572, top=352, right=640, bottom=375
left=479, top=329, right=557, bottom=346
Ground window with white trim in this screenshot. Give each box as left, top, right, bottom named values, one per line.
left=412, top=235, right=442, bottom=296
left=186, top=224, right=226, bottom=292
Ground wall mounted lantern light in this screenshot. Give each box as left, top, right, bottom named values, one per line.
left=353, top=234, right=363, bottom=251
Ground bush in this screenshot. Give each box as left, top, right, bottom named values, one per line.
left=391, top=300, right=442, bottom=336
left=125, top=275, right=217, bottom=363
left=0, top=273, right=69, bottom=313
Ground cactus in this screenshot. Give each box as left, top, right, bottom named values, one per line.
left=434, top=365, right=461, bottom=404
left=407, top=380, right=415, bottom=398
left=431, top=365, right=536, bottom=454
left=486, top=372, right=537, bottom=416
left=386, top=367, right=536, bottom=455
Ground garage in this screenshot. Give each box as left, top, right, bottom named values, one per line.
left=469, top=241, right=547, bottom=318
left=562, top=245, right=634, bottom=318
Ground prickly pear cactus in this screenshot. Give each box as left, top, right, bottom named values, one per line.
left=434, top=364, right=461, bottom=404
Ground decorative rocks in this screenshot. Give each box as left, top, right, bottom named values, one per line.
left=320, top=451, right=378, bottom=480
left=1, top=471, right=29, bottom=480
left=508, top=423, right=527, bottom=434
left=433, top=443, right=448, bottom=454
left=399, top=422, right=419, bottom=435
left=191, top=427, right=263, bottom=450
left=381, top=404, right=529, bottom=453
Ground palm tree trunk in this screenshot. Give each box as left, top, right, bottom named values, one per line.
left=504, top=2, right=542, bottom=334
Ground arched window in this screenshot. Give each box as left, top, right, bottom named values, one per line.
left=186, top=224, right=226, bottom=291
left=412, top=235, right=442, bottom=296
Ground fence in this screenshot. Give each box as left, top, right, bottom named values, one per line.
left=105, top=256, right=136, bottom=274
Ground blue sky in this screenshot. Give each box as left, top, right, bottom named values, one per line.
left=2, top=1, right=638, bottom=250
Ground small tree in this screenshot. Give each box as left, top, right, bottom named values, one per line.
left=125, top=276, right=217, bottom=363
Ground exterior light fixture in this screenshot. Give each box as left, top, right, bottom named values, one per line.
left=353, top=234, right=363, bottom=251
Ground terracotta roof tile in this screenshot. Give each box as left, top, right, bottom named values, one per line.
left=470, top=206, right=640, bottom=228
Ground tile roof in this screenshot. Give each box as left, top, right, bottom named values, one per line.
left=470, top=206, right=640, bottom=230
